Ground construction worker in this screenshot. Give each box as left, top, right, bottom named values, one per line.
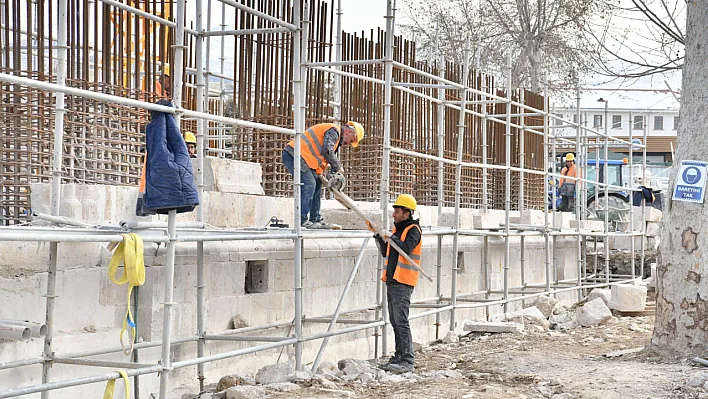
left=184, top=132, right=197, bottom=158
left=559, top=153, right=580, bottom=212
left=156, top=65, right=171, bottom=99
left=282, top=121, right=364, bottom=229
left=371, top=194, right=422, bottom=374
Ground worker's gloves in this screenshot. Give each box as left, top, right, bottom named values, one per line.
left=365, top=220, right=376, bottom=233
left=328, top=172, right=346, bottom=191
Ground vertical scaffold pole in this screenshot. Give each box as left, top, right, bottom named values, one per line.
left=42, top=0, right=68, bottom=395
left=519, top=89, right=526, bottom=303
left=641, top=121, right=647, bottom=278
left=434, top=23, right=445, bottom=340
left=575, top=86, right=582, bottom=301
left=159, top=0, right=186, bottom=395
left=450, top=37, right=470, bottom=332
left=195, top=0, right=207, bottom=391
left=503, top=54, right=511, bottom=313
left=333, top=0, right=342, bottom=121
left=379, top=0, right=395, bottom=357
left=629, top=114, right=635, bottom=279
left=292, top=0, right=305, bottom=371
left=543, top=74, right=551, bottom=294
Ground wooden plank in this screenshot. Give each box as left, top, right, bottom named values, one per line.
left=320, top=175, right=433, bottom=282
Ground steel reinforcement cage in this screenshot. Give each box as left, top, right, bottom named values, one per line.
left=0, top=0, right=650, bottom=398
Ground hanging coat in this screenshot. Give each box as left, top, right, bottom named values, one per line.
left=143, top=102, right=199, bottom=214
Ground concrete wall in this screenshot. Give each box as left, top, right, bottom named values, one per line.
left=0, top=157, right=579, bottom=398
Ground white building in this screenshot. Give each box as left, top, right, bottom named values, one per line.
left=552, top=89, right=679, bottom=163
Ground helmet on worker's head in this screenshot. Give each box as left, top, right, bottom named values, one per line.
left=163, top=64, right=171, bottom=76
left=184, top=132, right=197, bottom=144
left=565, top=153, right=575, bottom=162
left=346, top=121, right=365, bottom=148
left=393, top=194, right=417, bottom=212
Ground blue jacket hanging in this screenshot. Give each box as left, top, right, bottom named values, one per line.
left=143, top=101, right=200, bottom=214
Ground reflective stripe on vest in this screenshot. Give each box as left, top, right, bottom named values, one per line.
left=286, top=123, right=341, bottom=175
left=381, top=224, right=422, bottom=287
left=560, top=164, right=578, bottom=185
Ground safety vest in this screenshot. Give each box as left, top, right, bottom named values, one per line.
left=287, top=123, right=341, bottom=175
left=381, top=224, right=422, bottom=287
left=560, top=164, right=580, bottom=186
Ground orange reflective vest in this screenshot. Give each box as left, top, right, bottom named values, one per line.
left=560, top=164, right=580, bottom=186
left=381, top=224, right=422, bottom=287
left=286, top=123, right=341, bottom=175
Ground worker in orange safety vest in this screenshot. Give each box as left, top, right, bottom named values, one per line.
left=370, top=194, right=422, bottom=374
left=281, top=122, right=364, bottom=229
left=559, top=153, right=581, bottom=212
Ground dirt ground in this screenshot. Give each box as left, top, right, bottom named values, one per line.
left=267, top=314, right=707, bottom=399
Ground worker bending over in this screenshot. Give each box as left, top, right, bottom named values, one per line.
left=282, top=122, right=364, bottom=229
left=372, top=194, right=422, bottom=373
left=559, top=153, right=580, bottom=212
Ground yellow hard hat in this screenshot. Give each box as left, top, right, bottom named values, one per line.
left=184, top=132, right=197, bottom=144
left=393, top=194, right=417, bottom=211
left=347, top=121, right=365, bottom=148
left=164, top=64, right=171, bottom=76
left=565, top=153, right=575, bottom=161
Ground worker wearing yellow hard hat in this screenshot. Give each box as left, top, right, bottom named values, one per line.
left=559, top=153, right=580, bottom=212
left=184, top=131, right=197, bottom=158
left=369, top=193, right=421, bottom=373
left=282, top=121, right=365, bottom=229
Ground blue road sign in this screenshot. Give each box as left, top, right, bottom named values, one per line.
left=673, top=160, right=708, bottom=203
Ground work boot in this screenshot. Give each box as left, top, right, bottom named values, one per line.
left=378, top=356, right=401, bottom=371
left=307, top=221, right=336, bottom=229
left=301, top=220, right=314, bottom=228
left=385, top=362, right=414, bottom=374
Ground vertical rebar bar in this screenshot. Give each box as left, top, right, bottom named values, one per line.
left=332, top=0, right=341, bottom=120
left=42, top=0, right=68, bottom=395
left=449, top=37, right=469, bottom=332
left=503, top=53, right=511, bottom=313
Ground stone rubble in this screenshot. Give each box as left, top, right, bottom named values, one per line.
left=576, top=298, right=613, bottom=327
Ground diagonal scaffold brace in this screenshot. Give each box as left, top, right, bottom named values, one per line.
left=320, top=175, right=434, bottom=282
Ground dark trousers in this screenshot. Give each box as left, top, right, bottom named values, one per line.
left=560, top=195, right=575, bottom=212
left=386, top=281, right=414, bottom=365
left=282, top=149, right=322, bottom=223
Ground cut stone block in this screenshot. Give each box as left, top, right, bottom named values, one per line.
left=576, top=298, right=613, bottom=327
left=609, top=236, right=649, bottom=251
left=255, top=361, right=295, bottom=385
left=225, top=386, right=266, bottom=399
left=531, top=295, right=558, bottom=318
left=520, top=210, right=545, bottom=225
left=569, top=220, right=605, bottom=231
left=436, top=212, right=476, bottom=229
left=463, top=321, right=523, bottom=334
left=631, top=206, right=663, bottom=225
left=587, top=288, right=611, bottom=307
left=322, top=208, right=382, bottom=230
left=473, top=212, right=500, bottom=229
left=551, top=212, right=575, bottom=229
left=202, top=156, right=265, bottom=195
left=609, top=284, right=647, bottom=312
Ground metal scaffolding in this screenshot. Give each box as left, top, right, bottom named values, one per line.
left=0, top=0, right=650, bottom=397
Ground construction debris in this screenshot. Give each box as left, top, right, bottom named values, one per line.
left=463, top=321, right=523, bottom=334
left=575, top=298, right=613, bottom=327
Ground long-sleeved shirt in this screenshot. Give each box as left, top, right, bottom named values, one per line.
left=375, top=218, right=422, bottom=286
left=285, top=127, right=342, bottom=172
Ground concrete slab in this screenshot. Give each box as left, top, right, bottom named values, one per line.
left=463, top=321, right=523, bottom=334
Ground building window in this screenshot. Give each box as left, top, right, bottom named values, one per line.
left=593, top=114, right=603, bottom=128
left=572, top=114, right=578, bottom=124
left=612, top=115, right=621, bottom=129
left=674, top=116, right=679, bottom=130
left=554, top=113, right=563, bottom=126
left=633, top=115, right=644, bottom=130
left=654, top=116, right=664, bottom=130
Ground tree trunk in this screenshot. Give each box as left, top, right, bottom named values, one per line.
left=653, top=1, right=708, bottom=353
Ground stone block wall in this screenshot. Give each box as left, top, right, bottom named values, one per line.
left=0, top=157, right=579, bottom=398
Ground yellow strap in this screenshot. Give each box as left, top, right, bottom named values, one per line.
left=108, top=233, right=146, bottom=356
left=103, top=369, right=130, bottom=399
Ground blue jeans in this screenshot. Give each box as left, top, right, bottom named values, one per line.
left=387, top=281, right=414, bottom=365
left=282, top=149, right=322, bottom=224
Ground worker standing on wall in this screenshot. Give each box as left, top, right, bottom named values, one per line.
left=559, top=153, right=580, bottom=212
left=184, top=132, right=197, bottom=158
left=372, top=194, right=422, bottom=373
left=282, top=121, right=364, bottom=229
